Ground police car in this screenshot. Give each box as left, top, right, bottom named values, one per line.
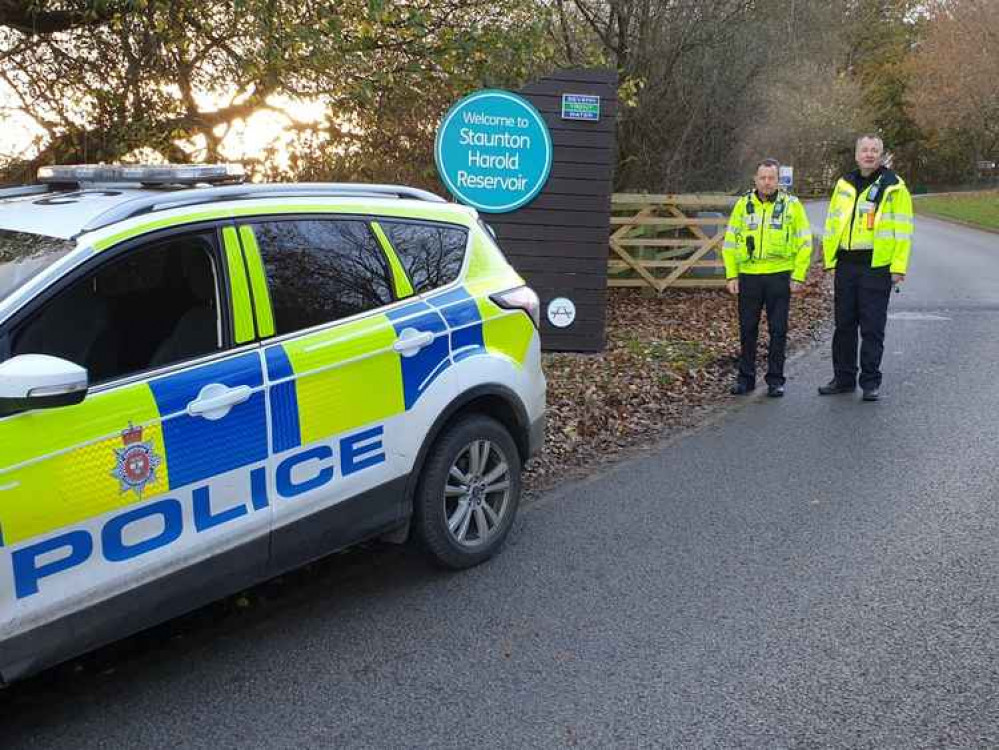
left=0, top=164, right=546, bottom=683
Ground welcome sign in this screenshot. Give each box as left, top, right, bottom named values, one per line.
left=435, top=90, right=553, bottom=213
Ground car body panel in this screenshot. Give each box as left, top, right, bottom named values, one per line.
left=0, top=182, right=545, bottom=684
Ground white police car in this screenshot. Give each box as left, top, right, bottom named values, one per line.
left=0, top=164, right=546, bottom=683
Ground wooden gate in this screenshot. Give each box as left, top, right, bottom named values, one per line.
left=608, top=193, right=738, bottom=292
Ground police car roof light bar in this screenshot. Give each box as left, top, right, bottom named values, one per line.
left=37, top=163, right=246, bottom=186
left=80, top=183, right=448, bottom=234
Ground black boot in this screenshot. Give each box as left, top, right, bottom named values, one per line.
left=817, top=379, right=856, bottom=396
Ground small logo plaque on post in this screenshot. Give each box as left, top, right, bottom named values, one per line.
left=561, top=94, right=600, bottom=122
left=547, top=297, right=577, bottom=328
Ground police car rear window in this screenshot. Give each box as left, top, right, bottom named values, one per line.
left=378, top=221, right=467, bottom=295
left=0, top=229, right=74, bottom=303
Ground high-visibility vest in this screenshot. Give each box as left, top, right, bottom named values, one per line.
left=722, top=190, right=813, bottom=281
left=822, top=168, right=913, bottom=274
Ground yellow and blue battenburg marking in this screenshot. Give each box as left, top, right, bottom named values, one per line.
left=261, top=285, right=489, bottom=448
left=0, top=286, right=520, bottom=548
left=0, top=384, right=171, bottom=547
left=0, top=353, right=268, bottom=548
left=7, top=422, right=387, bottom=599
left=387, top=288, right=485, bottom=409
left=1, top=268, right=532, bottom=601
left=149, top=351, right=268, bottom=489
left=265, top=346, right=301, bottom=454
left=263, top=314, right=402, bottom=449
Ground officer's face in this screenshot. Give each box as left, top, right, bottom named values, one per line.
left=754, top=165, right=778, bottom=197
left=855, top=138, right=884, bottom=172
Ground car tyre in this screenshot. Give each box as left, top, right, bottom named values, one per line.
left=414, top=414, right=522, bottom=569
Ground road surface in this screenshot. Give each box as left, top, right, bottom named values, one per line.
left=2, top=209, right=998, bottom=749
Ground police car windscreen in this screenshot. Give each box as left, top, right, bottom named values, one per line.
left=0, top=229, right=74, bottom=302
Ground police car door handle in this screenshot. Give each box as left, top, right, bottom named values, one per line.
left=187, top=383, right=252, bottom=421
left=393, top=328, right=435, bottom=356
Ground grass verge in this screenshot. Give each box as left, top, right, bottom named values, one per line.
left=916, top=191, right=999, bottom=232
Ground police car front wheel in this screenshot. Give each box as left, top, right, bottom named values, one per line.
left=414, top=414, right=522, bottom=569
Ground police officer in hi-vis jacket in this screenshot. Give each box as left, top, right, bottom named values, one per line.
left=722, top=158, right=813, bottom=398
left=818, top=134, right=913, bottom=401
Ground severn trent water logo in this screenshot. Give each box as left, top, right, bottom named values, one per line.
left=435, top=89, right=553, bottom=213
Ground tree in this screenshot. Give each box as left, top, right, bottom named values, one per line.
left=909, top=0, right=999, bottom=183
left=0, top=1, right=129, bottom=35
left=736, top=63, right=871, bottom=195
left=839, top=0, right=923, bottom=177
left=547, top=0, right=763, bottom=192
left=0, top=0, right=549, bottom=188
left=544, top=0, right=885, bottom=192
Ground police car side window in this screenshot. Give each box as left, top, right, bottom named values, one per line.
left=11, top=232, right=222, bottom=384
left=253, top=219, right=394, bottom=334
left=377, top=221, right=467, bottom=295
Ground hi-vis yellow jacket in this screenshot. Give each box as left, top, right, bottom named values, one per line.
left=722, top=190, right=812, bottom=282
left=822, top=167, right=913, bottom=274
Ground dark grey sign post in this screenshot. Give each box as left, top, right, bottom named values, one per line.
left=436, top=68, right=617, bottom=352
left=495, top=68, right=617, bottom=352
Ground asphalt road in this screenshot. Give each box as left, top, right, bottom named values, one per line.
left=3, top=210, right=999, bottom=749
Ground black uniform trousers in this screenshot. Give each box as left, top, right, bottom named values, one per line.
left=737, top=271, right=791, bottom=388
left=832, top=260, right=892, bottom=389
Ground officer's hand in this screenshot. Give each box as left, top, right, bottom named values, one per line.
left=891, top=273, right=905, bottom=285
left=791, top=280, right=804, bottom=294
left=726, top=279, right=739, bottom=295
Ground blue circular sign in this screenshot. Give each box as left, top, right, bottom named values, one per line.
left=435, top=89, right=553, bottom=213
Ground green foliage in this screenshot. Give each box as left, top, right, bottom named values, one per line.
left=2, top=0, right=994, bottom=194
left=0, top=0, right=552, bottom=187
left=843, top=0, right=924, bottom=175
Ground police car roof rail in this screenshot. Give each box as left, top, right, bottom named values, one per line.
left=80, top=183, right=448, bottom=234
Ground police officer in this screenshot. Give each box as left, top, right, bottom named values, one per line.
left=818, top=134, right=913, bottom=401
left=723, top=158, right=813, bottom=397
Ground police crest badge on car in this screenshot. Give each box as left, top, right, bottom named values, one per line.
left=111, top=423, right=162, bottom=498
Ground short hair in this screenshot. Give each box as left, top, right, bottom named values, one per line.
left=755, top=158, right=780, bottom=172
left=856, top=133, right=884, bottom=149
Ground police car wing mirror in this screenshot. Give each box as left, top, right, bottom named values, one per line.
left=0, top=354, right=88, bottom=414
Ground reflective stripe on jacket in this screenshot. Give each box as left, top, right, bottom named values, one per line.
left=722, top=190, right=813, bottom=282
left=822, top=169, right=913, bottom=274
